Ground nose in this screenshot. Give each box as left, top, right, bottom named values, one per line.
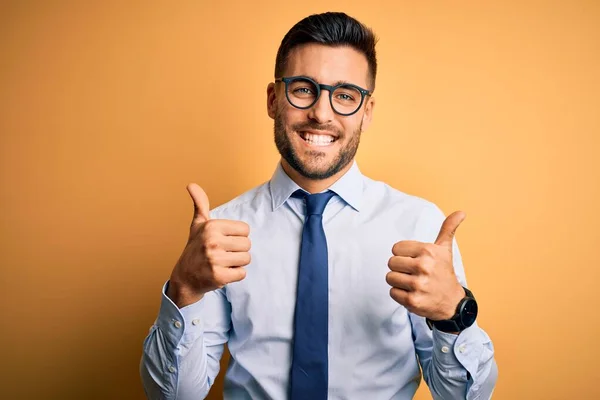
left=307, top=89, right=334, bottom=124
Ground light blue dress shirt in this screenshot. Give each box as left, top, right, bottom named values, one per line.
left=140, top=161, right=498, bottom=399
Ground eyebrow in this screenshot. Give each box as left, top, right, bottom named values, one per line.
left=302, top=75, right=356, bottom=87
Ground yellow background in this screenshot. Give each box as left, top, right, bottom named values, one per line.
left=1, top=1, right=598, bottom=399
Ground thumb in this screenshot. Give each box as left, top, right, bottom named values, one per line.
left=187, top=183, right=210, bottom=225
left=434, top=211, right=466, bottom=248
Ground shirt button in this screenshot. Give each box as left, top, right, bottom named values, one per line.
left=441, top=346, right=450, bottom=353
left=192, top=319, right=200, bottom=326
left=458, top=344, right=466, bottom=353
left=173, top=320, right=182, bottom=329
left=168, top=366, right=176, bottom=373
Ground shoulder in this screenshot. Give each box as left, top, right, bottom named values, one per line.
left=361, top=174, right=447, bottom=241
left=363, top=175, right=444, bottom=218
left=209, top=181, right=271, bottom=221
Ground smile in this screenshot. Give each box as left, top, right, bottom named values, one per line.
left=299, top=131, right=338, bottom=147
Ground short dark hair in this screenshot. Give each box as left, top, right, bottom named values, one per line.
left=274, top=12, right=378, bottom=89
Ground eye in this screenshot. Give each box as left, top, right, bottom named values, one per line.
left=334, top=88, right=359, bottom=103
left=337, top=92, right=355, bottom=101
left=293, top=87, right=314, bottom=95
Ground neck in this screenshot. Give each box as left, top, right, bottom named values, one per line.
left=281, top=159, right=354, bottom=194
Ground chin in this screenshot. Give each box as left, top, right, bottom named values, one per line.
left=294, top=158, right=342, bottom=180
left=300, top=165, right=331, bottom=179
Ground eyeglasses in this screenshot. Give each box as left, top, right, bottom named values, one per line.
left=275, top=76, right=372, bottom=116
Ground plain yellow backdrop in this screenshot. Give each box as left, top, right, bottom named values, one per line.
left=1, top=1, right=599, bottom=399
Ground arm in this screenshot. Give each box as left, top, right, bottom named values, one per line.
left=140, top=183, right=250, bottom=399
left=411, top=316, right=497, bottom=400
left=140, top=281, right=231, bottom=400
left=410, top=205, right=498, bottom=399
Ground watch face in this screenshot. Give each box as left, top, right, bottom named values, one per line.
left=461, top=299, right=478, bottom=327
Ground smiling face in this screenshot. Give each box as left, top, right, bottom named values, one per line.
left=267, top=44, right=375, bottom=186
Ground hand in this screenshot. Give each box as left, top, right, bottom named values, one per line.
left=386, top=211, right=466, bottom=321
left=167, top=183, right=251, bottom=307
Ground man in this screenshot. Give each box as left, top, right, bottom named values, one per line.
left=141, top=11, right=498, bottom=400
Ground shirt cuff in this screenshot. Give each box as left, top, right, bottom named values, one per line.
left=432, top=327, right=461, bottom=367
left=433, top=323, right=485, bottom=381
left=156, top=281, right=206, bottom=348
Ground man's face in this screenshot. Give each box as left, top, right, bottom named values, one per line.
left=267, top=44, right=375, bottom=180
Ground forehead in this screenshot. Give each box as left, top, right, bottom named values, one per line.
left=284, top=43, right=369, bottom=88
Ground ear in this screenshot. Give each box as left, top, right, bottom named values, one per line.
left=267, top=82, right=277, bottom=120
left=360, top=96, right=376, bottom=132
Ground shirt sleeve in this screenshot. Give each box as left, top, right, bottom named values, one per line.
left=140, top=281, right=231, bottom=400
left=410, top=204, right=498, bottom=400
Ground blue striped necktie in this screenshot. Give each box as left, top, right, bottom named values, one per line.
left=290, top=189, right=335, bottom=400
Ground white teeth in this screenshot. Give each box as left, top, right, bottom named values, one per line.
left=302, top=133, right=335, bottom=146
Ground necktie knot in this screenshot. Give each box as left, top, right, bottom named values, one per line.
left=294, top=190, right=335, bottom=216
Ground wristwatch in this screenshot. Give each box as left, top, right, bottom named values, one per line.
left=426, top=287, right=478, bottom=333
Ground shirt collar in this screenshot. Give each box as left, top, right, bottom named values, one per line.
left=269, top=160, right=363, bottom=212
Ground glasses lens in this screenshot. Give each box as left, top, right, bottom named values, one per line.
left=332, top=85, right=363, bottom=115
left=286, top=78, right=318, bottom=108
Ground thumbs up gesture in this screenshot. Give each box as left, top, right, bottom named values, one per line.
left=386, top=211, right=467, bottom=321
left=167, top=183, right=251, bottom=308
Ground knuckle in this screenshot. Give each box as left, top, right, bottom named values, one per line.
left=202, top=238, right=219, bottom=252
left=414, top=276, right=428, bottom=292
left=203, top=219, right=219, bottom=235
left=205, top=250, right=220, bottom=266
left=418, top=256, right=435, bottom=273
left=405, top=294, right=419, bottom=310
left=420, top=244, right=435, bottom=258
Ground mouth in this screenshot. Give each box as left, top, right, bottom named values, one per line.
left=298, top=130, right=339, bottom=147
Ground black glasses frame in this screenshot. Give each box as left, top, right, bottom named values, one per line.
left=275, top=75, right=373, bottom=116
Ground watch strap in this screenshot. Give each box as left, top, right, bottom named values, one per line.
left=426, top=286, right=475, bottom=333
left=427, top=318, right=462, bottom=332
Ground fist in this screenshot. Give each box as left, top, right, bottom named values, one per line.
left=168, top=183, right=251, bottom=307
left=386, top=211, right=466, bottom=321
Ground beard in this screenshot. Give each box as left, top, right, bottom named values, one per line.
left=273, top=108, right=362, bottom=180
